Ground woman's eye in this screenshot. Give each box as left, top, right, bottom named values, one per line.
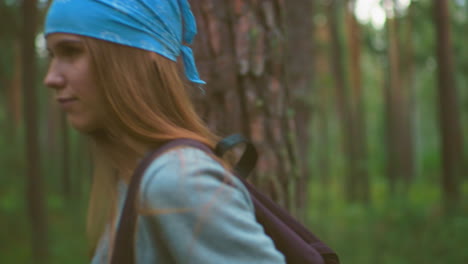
left=62, top=46, right=81, bottom=56
left=54, top=45, right=83, bottom=59
left=47, top=50, right=54, bottom=59
left=47, top=41, right=85, bottom=60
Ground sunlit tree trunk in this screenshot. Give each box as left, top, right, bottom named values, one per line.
left=22, top=0, right=48, bottom=263
left=192, top=0, right=301, bottom=215
left=434, top=0, right=464, bottom=209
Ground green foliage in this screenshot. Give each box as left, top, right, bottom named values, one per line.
left=308, top=179, right=468, bottom=264
left=307, top=2, right=468, bottom=263
left=0, top=127, right=89, bottom=263
left=0, top=190, right=88, bottom=264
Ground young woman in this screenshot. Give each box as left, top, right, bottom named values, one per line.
left=44, top=0, right=285, bottom=263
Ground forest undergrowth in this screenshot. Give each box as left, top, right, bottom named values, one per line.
left=308, top=177, right=468, bottom=264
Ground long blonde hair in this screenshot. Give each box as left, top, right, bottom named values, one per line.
left=82, top=37, right=219, bottom=252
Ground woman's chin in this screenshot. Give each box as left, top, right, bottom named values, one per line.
left=67, top=116, right=100, bottom=134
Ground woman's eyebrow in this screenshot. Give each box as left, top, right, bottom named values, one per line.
left=47, top=39, right=84, bottom=51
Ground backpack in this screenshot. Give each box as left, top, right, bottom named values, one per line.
left=111, top=135, right=340, bottom=264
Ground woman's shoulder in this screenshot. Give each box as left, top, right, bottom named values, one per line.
left=138, top=146, right=252, bottom=210
left=135, top=147, right=286, bottom=263
left=142, top=146, right=222, bottom=176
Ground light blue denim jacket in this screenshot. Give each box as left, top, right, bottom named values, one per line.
left=91, top=147, right=285, bottom=263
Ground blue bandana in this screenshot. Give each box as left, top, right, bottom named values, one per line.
left=45, top=0, right=205, bottom=84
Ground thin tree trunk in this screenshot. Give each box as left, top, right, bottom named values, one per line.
left=401, top=2, right=416, bottom=185
left=326, top=0, right=358, bottom=202
left=386, top=3, right=400, bottom=194
left=345, top=0, right=369, bottom=203
left=6, top=42, right=23, bottom=137
left=311, top=11, right=333, bottom=211
left=385, top=0, right=414, bottom=194
left=1, top=2, right=21, bottom=139
left=317, top=84, right=331, bottom=210
left=434, top=0, right=464, bottom=209
left=22, top=0, right=48, bottom=263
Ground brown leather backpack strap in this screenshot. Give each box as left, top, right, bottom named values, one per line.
left=110, top=139, right=210, bottom=264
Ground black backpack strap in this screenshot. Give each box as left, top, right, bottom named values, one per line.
left=214, top=134, right=258, bottom=178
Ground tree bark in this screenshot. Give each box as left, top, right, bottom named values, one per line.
left=6, top=41, right=23, bottom=137
left=0, top=1, right=21, bottom=135
left=311, top=10, right=333, bottom=210
left=384, top=0, right=414, bottom=194
left=434, top=0, right=464, bottom=209
left=284, top=0, right=315, bottom=220
left=22, top=0, right=49, bottom=262
left=191, top=0, right=301, bottom=214
left=345, top=0, right=370, bottom=203
left=400, top=2, right=416, bottom=185
left=326, top=0, right=359, bottom=202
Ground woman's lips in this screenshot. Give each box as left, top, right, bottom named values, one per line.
left=57, top=97, right=78, bottom=110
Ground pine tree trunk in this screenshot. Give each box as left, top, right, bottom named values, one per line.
left=434, top=0, right=464, bottom=209
left=191, top=0, right=301, bottom=214
left=312, top=11, right=333, bottom=209
left=385, top=0, right=414, bottom=194
left=401, top=2, right=415, bottom=185
left=6, top=42, right=23, bottom=136
left=345, top=0, right=369, bottom=203
left=284, top=0, right=315, bottom=220
left=22, top=0, right=49, bottom=262
left=1, top=3, right=22, bottom=139
left=386, top=13, right=401, bottom=194
left=326, top=0, right=358, bottom=202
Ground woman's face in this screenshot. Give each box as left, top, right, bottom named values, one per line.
left=44, top=33, right=105, bottom=133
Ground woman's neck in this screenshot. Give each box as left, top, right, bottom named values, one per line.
left=117, top=136, right=149, bottom=183
left=92, top=131, right=149, bottom=183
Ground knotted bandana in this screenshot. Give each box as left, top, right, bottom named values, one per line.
left=45, top=0, right=205, bottom=84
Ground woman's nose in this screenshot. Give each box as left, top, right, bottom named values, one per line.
left=43, top=64, right=65, bottom=89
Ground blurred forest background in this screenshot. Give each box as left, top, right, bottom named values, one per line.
left=1, top=0, right=467, bottom=263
